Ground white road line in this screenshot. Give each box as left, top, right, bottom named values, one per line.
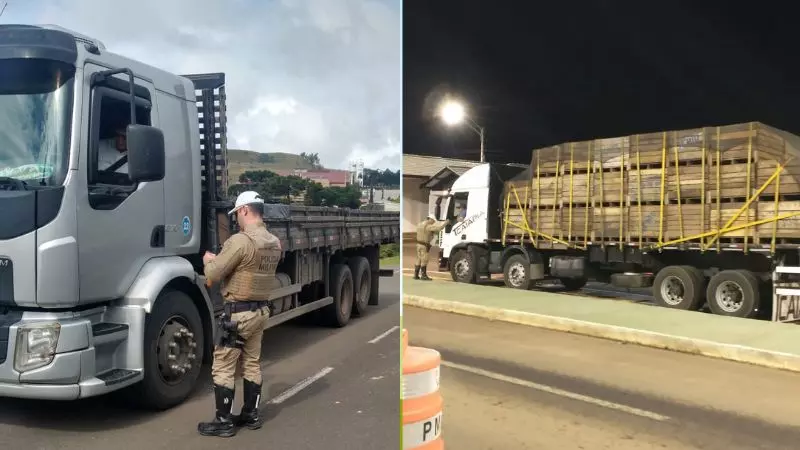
left=368, top=325, right=400, bottom=344
left=441, top=360, right=670, bottom=422
left=267, top=366, right=334, bottom=405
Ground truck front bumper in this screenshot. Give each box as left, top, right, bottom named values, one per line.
left=0, top=310, right=136, bottom=401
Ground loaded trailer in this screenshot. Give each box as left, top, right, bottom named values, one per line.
left=434, top=121, right=800, bottom=323
left=0, top=24, right=399, bottom=409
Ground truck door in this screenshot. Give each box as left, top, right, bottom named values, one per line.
left=76, top=63, right=166, bottom=303
left=440, top=192, right=468, bottom=257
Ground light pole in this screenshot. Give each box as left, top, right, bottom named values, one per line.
left=438, top=99, right=486, bottom=163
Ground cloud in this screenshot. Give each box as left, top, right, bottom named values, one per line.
left=3, top=0, right=400, bottom=170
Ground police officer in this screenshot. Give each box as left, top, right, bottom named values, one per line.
left=198, top=191, right=283, bottom=437
left=414, top=214, right=449, bottom=281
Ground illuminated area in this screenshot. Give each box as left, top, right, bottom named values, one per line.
left=438, top=100, right=465, bottom=126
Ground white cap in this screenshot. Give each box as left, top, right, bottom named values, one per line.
left=427, top=213, right=436, bottom=220
left=228, top=191, right=265, bottom=215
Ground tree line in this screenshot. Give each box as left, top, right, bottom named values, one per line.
left=362, top=168, right=400, bottom=187
left=228, top=170, right=362, bottom=209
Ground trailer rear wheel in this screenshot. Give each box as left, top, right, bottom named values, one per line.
left=129, top=289, right=204, bottom=410
left=503, top=254, right=534, bottom=290
left=349, top=257, right=371, bottom=317
left=323, top=264, right=354, bottom=327
left=450, top=249, right=476, bottom=284
left=706, top=269, right=760, bottom=318
left=653, top=266, right=704, bottom=310
left=682, top=266, right=707, bottom=309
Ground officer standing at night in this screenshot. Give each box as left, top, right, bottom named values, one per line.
left=414, top=214, right=449, bottom=281
left=198, top=191, right=283, bottom=438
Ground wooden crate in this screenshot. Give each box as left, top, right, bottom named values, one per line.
left=502, top=121, right=800, bottom=247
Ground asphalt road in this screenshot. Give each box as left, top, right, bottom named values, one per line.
left=406, top=306, right=800, bottom=450
left=0, top=271, right=401, bottom=450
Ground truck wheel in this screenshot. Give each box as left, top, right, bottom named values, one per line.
left=503, top=254, right=533, bottom=290
left=368, top=246, right=380, bottom=306
left=349, top=257, right=371, bottom=317
left=706, top=269, right=760, bottom=318
left=681, top=265, right=707, bottom=309
left=323, top=264, right=354, bottom=327
left=131, top=289, right=204, bottom=410
left=652, top=265, right=704, bottom=310
left=450, top=249, right=476, bottom=284
left=560, top=277, right=588, bottom=291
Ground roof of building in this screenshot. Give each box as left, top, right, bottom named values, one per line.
left=403, top=154, right=481, bottom=178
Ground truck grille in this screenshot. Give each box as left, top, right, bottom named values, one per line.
left=0, top=310, right=22, bottom=365
left=0, top=257, right=12, bottom=306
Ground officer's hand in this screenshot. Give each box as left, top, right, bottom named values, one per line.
left=203, top=251, right=216, bottom=265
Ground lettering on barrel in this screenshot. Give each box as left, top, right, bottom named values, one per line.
left=421, top=413, right=442, bottom=442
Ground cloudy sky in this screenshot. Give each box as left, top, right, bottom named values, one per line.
left=2, top=0, right=401, bottom=170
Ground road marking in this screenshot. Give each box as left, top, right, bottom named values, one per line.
left=369, top=325, right=400, bottom=344
left=441, top=360, right=670, bottom=422
left=267, top=366, right=334, bottom=405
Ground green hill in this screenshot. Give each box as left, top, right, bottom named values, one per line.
left=227, top=149, right=319, bottom=184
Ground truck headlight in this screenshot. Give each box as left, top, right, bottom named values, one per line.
left=14, top=322, right=61, bottom=373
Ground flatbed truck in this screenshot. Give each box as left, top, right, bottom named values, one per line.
left=0, top=24, right=399, bottom=409
left=434, top=147, right=800, bottom=324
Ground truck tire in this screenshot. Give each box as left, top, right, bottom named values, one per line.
left=349, top=256, right=371, bottom=317
left=323, top=264, right=354, bottom=327
left=130, top=289, right=204, bottom=410
left=706, top=269, right=760, bottom=318
left=681, top=265, right=707, bottom=309
left=450, top=249, right=476, bottom=284
left=503, top=254, right=534, bottom=290
left=560, top=277, right=588, bottom=291
left=368, top=246, right=380, bottom=306
left=652, top=265, right=705, bottom=311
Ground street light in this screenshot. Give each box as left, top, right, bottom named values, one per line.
left=437, top=99, right=486, bottom=163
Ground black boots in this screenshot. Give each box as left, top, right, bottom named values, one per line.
left=413, top=265, right=421, bottom=279
left=420, top=266, right=432, bottom=281
left=198, top=385, right=237, bottom=437
left=237, top=379, right=264, bottom=430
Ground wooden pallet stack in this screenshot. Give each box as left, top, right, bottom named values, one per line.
left=502, top=122, right=800, bottom=251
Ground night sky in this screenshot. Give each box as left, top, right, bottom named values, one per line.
left=403, top=1, right=800, bottom=164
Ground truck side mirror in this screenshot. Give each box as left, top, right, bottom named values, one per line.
left=126, top=124, right=165, bottom=182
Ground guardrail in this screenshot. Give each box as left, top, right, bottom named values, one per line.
left=401, top=329, right=444, bottom=449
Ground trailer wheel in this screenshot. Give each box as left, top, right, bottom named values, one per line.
left=129, top=289, right=204, bottom=410
left=503, top=254, right=533, bottom=290
left=323, top=264, right=354, bottom=327
left=349, top=257, right=371, bottom=317
left=681, top=266, right=707, bottom=309
left=368, top=246, right=380, bottom=306
left=450, top=249, right=476, bottom=284
left=652, top=265, right=704, bottom=311
left=560, top=277, right=588, bottom=291
left=706, top=269, right=760, bottom=318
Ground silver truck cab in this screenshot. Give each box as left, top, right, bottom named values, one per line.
left=0, top=24, right=213, bottom=407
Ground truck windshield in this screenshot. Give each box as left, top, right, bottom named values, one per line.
left=0, top=59, right=75, bottom=187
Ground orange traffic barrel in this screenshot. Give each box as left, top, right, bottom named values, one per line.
left=402, top=329, right=444, bottom=449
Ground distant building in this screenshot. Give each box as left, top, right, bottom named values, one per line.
left=273, top=169, right=350, bottom=187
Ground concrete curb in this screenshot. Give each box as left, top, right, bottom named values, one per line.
left=403, top=294, right=800, bottom=373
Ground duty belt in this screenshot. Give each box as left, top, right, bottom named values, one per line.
left=416, top=241, right=431, bottom=247
left=224, top=300, right=271, bottom=314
